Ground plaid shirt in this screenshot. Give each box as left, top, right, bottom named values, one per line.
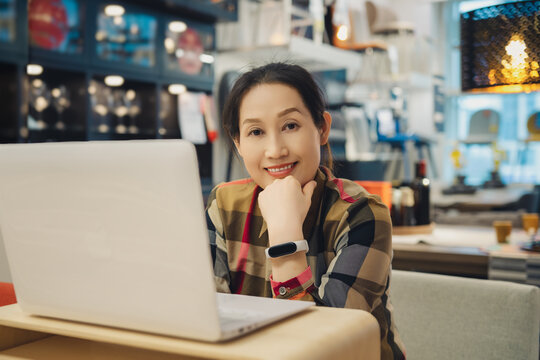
left=206, top=167, right=405, bottom=359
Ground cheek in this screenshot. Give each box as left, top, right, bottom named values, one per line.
left=238, top=141, right=259, bottom=165
left=310, top=138, right=323, bottom=165
left=305, top=133, right=323, bottom=155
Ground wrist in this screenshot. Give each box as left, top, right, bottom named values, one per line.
left=267, top=228, right=303, bottom=247
left=269, top=251, right=307, bottom=265
left=269, top=252, right=308, bottom=282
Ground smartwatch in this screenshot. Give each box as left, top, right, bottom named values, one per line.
left=265, top=240, right=309, bottom=259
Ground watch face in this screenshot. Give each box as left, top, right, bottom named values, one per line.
left=268, top=242, right=297, bottom=258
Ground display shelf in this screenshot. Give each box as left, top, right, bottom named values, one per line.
left=348, top=71, right=434, bottom=93
left=20, top=0, right=216, bottom=143
left=151, top=0, right=238, bottom=22
left=0, top=0, right=218, bottom=185
left=161, top=15, right=215, bottom=86
left=27, top=129, right=87, bottom=143
left=28, top=0, right=87, bottom=61
left=0, top=51, right=27, bottom=65
left=444, top=88, right=540, bottom=97
left=157, top=87, right=181, bottom=139
left=384, top=72, right=434, bottom=91
left=0, top=0, right=28, bottom=59
left=87, top=76, right=157, bottom=140
left=91, top=1, right=159, bottom=74
left=217, top=35, right=434, bottom=89
left=26, top=67, right=87, bottom=139
left=216, top=35, right=363, bottom=82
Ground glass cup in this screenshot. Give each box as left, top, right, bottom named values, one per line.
left=522, top=213, right=539, bottom=236
left=493, top=220, right=512, bottom=244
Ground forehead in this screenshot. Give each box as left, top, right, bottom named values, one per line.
left=239, top=83, right=307, bottom=119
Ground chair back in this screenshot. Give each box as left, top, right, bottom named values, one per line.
left=391, top=270, right=540, bottom=360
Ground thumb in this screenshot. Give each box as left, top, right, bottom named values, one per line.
left=302, top=180, right=317, bottom=200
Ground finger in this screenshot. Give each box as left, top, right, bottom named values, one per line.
left=264, top=178, right=281, bottom=190
left=285, top=175, right=300, bottom=186
left=302, top=180, right=317, bottom=199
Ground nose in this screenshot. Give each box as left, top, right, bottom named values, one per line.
left=264, top=134, right=288, bottom=159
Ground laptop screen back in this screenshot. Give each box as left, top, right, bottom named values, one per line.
left=0, top=140, right=221, bottom=339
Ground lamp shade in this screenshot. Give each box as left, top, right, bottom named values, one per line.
left=461, top=1, right=540, bottom=93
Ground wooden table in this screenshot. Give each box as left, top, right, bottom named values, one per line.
left=0, top=304, right=380, bottom=360
left=431, top=183, right=533, bottom=211
left=391, top=224, right=535, bottom=279
left=392, top=243, right=489, bottom=279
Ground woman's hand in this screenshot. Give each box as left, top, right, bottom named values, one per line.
left=258, top=176, right=316, bottom=246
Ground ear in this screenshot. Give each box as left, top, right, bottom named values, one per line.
left=233, top=137, right=243, bottom=158
left=319, top=111, right=332, bottom=145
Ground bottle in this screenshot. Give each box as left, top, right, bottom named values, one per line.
left=411, top=160, right=430, bottom=226
left=390, top=188, right=402, bottom=227
left=400, top=187, right=416, bottom=226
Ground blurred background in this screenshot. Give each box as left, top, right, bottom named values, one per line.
left=1, top=0, right=540, bottom=282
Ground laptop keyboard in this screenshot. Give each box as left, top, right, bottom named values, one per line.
left=218, top=307, right=265, bottom=327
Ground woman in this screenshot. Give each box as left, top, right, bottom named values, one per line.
left=206, top=62, right=405, bottom=359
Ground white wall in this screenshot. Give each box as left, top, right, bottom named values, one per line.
left=0, top=232, right=12, bottom=282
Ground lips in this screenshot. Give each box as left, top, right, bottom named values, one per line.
left=265, top=162, right=297, bottom=177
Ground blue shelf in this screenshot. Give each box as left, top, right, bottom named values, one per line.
left=1, top=0, right=217, bottom=184
left=149, top=0, right=238, bottom=22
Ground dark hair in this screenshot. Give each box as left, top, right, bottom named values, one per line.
left=221, top=62, right=333, bottom=169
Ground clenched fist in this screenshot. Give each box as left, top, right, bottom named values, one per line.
left=258, top=176, right=316, bottom=246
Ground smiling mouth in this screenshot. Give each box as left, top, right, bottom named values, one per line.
left=265, top=162, right=297, bottom=174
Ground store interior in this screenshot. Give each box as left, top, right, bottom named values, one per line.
left=1, top=0, right=540, bottom=281
left=0, top=1, right=540, bottom=358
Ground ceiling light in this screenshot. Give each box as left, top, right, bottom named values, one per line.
left=168, top=21, right=187, bottom=33
left=104, top=75, right=124, bottom=87
left=26, top=64, right=43, bottom=76
left=168, top=84, right=187, bottom=95
left=104, top=5, right=125, bottom=17
left=199, top=54, right=214, bottom=64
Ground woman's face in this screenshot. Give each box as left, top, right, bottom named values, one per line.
left=235, top=83, right=331, bottom=189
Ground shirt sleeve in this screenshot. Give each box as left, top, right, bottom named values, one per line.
left=310, top=196, right=393, bottom=310
left=269, top=266, right=315, bottom=299
left=205, top=186, right=232, bottom=294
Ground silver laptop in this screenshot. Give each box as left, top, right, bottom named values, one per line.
left=0, top=140, right=313, bottom=341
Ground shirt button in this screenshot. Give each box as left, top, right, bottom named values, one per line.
left=278, top=286, right=287, bottom=296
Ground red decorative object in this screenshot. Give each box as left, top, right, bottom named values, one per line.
left=177, top=28, right=204, bottom=75
left=29, top=0, right=69, bottom=50
left=207, top=130, right=218, bottom=143
left=0, top=282, right=16, bottom=306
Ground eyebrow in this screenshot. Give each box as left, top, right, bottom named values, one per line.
left=240, top=118, right=262, bottom=127
left=240, top=107, right=303, bottom=127
left=277, top=107, right=302, bottom=117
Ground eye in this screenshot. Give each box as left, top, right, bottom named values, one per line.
left=284, top=123, right=298, bottom=131
left=248, top=128, right=263, bottom=136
